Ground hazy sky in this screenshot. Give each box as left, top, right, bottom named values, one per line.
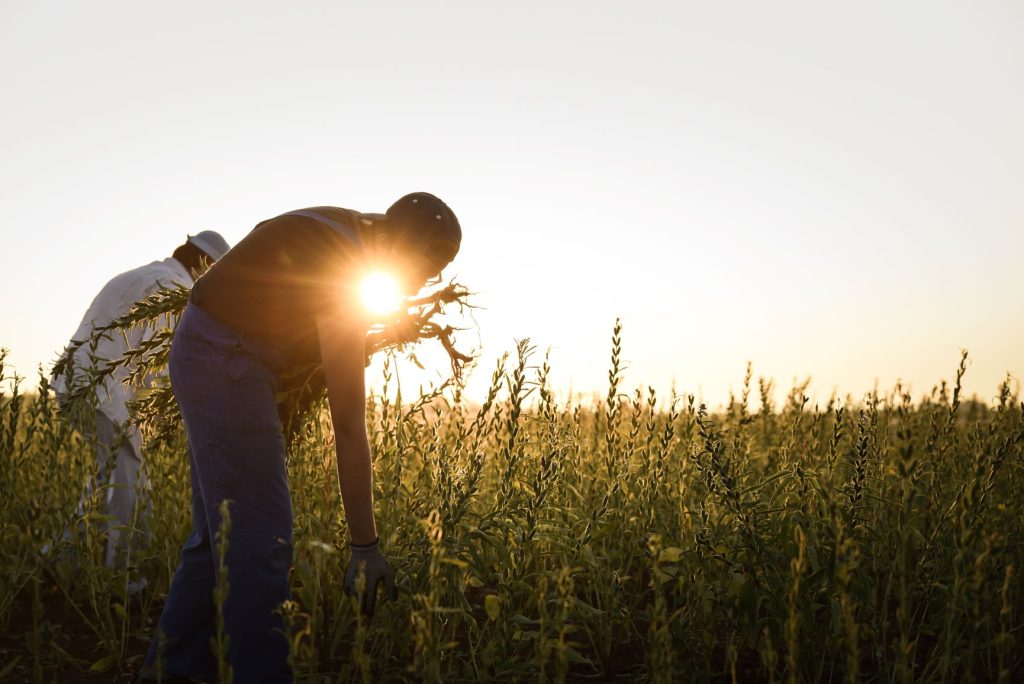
left=1, top=0, right=1022, bottom=407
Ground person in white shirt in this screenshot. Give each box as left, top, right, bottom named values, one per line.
left=52, top=230, right=231, bottom=571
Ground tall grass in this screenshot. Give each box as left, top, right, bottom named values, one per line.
left=1, top=334, right=1022, bottom=682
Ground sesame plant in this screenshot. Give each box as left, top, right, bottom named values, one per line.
left=1, top=314, right=1023, bottom=682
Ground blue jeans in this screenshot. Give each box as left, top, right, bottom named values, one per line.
left=144, top=303, right=293, bottom=683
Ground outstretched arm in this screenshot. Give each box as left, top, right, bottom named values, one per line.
left=316, top=309, right=378, bottom=545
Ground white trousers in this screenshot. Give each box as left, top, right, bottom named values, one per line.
left=74, top=410, right=151, bottom=568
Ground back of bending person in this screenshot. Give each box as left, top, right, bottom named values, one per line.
left=139, top=193, right=461, bottom=683
left=51, top=231, right=230, bottom=577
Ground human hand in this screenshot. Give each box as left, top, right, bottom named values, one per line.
left=343, top=538, right=397, bottom=617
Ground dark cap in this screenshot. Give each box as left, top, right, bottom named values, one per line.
left=385, top=192, right=462, bottom=247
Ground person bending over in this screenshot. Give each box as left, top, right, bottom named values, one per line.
left=52, top=231, right=230, bottom=577
left=138, top=193, right=462, bottom=683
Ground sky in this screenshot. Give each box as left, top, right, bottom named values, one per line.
left=1, top=0, right=1022, bottom=408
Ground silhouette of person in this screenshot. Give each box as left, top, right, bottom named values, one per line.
left=138, top=193, right=461, bottom=683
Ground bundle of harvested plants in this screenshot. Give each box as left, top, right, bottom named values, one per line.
left=52, top=281, right=475, bottom=445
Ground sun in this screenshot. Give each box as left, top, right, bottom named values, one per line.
left=358, top=271, right=403, bottom=315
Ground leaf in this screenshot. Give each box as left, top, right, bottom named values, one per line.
left=0, top=656, right=20, bottom=679
left=570, top=596, right=604, bottom=617
left=659, top=546, right=685, bottom=563
left=82, top=513, right=116, bottom=523
left=305, top=540, right=338, bottom=554
left=89, top=655, right=115, bottom=673
left=659, top=564, right=680, bottom=578
left=563, top=645, right=596, bottom=667
left=485, top=594, right=501, bottom=621
left=510, top=614, right=539, bottom=626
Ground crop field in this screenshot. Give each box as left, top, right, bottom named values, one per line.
left=1, top=328, right=1023, bottom=683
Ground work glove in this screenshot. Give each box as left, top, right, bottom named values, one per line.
left=343, top=537, right=397, bottom=617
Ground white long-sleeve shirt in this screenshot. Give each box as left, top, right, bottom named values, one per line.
left=52, top=257, right=193, bottom=457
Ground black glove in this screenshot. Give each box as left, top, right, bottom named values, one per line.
left=343, top=537, right=397, bottom=617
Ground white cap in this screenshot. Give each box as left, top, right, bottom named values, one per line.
left=187, top=230, right=231, bottom=261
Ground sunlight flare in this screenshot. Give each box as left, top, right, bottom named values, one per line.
left=358, top=271, right=403, bottom=315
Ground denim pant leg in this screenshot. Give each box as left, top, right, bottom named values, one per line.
left=146, top=304, right=294, bottom=683
left=193, top=356, right=293, bottom=684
